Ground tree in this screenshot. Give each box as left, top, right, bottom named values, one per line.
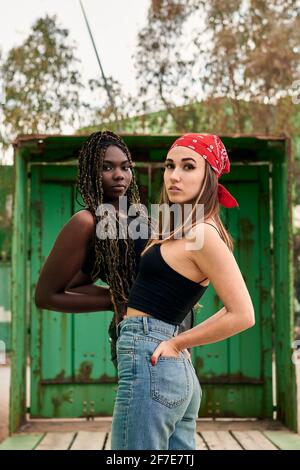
left=84, top=76, right=137, bottom=134
left=204, top=0, right=300, bottom=132
left=0, top=15, right=87, bottom=140
left=134, top=0, right=300, bottom=134
left=134, top=0, right=203, bottom=131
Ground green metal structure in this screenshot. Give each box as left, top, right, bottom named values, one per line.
left=0, top=165, right=13, bottom=351
left=10, top=134, right=297, bottom=433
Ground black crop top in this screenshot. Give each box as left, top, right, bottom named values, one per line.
left=79, top=208, right=197, bottom=333
left=127, top=223, right=221, bottom=325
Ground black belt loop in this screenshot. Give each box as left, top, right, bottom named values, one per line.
left=143, top=316, right=149, bottom=335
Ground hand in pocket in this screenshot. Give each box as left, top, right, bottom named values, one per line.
left=150, top=339, right=181, bottom=365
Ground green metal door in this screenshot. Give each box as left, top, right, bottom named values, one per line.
left=30, top=165, right=116, bottom=418
left=194, top=165, right=273, bottom=418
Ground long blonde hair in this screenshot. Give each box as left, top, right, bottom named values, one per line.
left=141, top=160, right=234, bottom=255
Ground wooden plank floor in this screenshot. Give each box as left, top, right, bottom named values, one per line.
left=1, top=420, right=300, bottom=450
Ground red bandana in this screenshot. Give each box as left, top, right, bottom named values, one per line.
left=169, top=133, right=239, bottom=208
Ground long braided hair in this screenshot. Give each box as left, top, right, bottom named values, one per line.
left=76, top=131, right=141, bottom=325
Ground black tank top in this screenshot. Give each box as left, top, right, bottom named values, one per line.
left=127, top=223, right=222, bottom=325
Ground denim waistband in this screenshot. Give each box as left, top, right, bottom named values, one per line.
left=116, top=316, right=180, bottom=339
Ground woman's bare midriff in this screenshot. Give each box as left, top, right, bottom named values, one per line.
left=126, top=307, right=154, bottom=318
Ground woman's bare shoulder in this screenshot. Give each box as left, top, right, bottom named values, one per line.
left=185, top=220, right=221, bottom=248
left=69, top=209, right=95, bottom=233
left=50, top=210, right=96, bottom=250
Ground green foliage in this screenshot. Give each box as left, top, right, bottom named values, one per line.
left=1, top=15, right=86, bottom=139
left=82, top=76, right=136, bottom=134
left=134, top=0, right=300, bottom=134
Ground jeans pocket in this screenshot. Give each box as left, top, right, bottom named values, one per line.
left=148, top=354, right=190, bottom=408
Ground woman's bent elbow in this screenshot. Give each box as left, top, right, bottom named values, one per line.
left=242, top=309, right=255, bottom=329
left=34, top=289, right=50, bottom=310
left=34, top=291, right=44, bottom=309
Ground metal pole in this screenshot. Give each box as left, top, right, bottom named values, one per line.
left=79, top=0, right=120, bottom=129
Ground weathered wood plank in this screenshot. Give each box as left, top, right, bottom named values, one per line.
left=263, top=431, right=300, bottom=450
left=3, top=428, right=297, bottom=450
left=70, top=431, right=106, bottom=450
left=201, top=431, right=242, bottom=450
left=35, top=432, right=75, bottom=450
left=20, top=418, right=284, bottom=434
left=0, top=433, right=44, bottom=450
left=232, top=431, right=278, bottom=450
left=105, top=432, right=112, bottom=450
left=195, top=433, right=208, bottom=450
left=19, top=418, right=111, bottom=433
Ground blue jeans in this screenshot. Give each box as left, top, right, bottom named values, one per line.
left=111, top=316, right=202, bottom=450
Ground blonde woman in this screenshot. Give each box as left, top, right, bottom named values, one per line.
left=111, top=134, right=255, bottom=450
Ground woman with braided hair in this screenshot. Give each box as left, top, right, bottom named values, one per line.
left=34, top=130, right=194, bottom=370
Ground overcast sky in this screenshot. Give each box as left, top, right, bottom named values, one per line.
left=0, top=0, right=150, bottom=163
left=0, top=0, right=150, bottom=94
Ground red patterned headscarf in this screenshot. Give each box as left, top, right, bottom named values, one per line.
left=169, top=133, right=239, bottom=208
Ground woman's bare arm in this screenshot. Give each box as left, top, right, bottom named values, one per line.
left=65, top=269, right=108, bottom=296
left=35, top=210, right=113, bottom=313
left=168, top=224, right=255, bottom=351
